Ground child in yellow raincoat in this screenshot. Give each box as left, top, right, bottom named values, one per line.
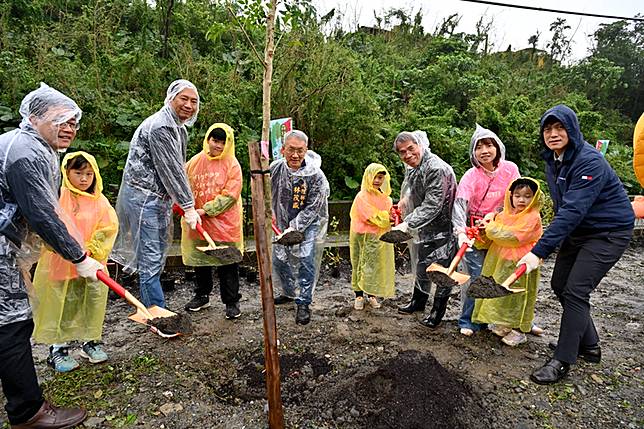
left=472, top=177, right=543, bottom=346
left=349, top=163, right=395, bottom=309
left=32, top=152, right=118, bottom=372
left=181, top=123, right=244, bottom=319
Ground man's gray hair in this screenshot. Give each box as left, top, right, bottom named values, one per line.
left=284, top=129, right=309, bottom=146
left=393, top=130, right=429, bottom=151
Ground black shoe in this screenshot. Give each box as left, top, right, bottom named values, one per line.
left=274, top=294, right=295, bottom=305
left=184, top=295, right=210, bottom=312
left=548, top=341, right=601, bottom=363
left=225, top=302, right=242, bottom=319
left=295, top=304, right=311, bottom=325
left=530, top=359, right=570, bottom=385
left=398, top=289, right=428, bottom=314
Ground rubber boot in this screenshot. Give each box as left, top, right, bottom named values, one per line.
left=420, top=295, right=450, bottom=328
left=398, top=287, right=428, bottom=314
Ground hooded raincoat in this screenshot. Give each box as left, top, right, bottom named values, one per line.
left=181, top=123, right=243, bottom=266
left=31, top=152, right=118, bottom=344
left=111, top=80, right=199, bottom=307
left=397, top=131, right=457, bottom=296
left=0, top=83, right=85, bottom=327
left=634, top=113, right=644, bottom=188
left=271, top=150, right=329, bottom=306
left=349, top=163, right=395, bottom=298
left=472, top=177, right=543, bottom=332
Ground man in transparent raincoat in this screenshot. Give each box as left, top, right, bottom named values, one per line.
left=392, top=131, right=458, bottom=328
left=112, top=80, right=202, bottom=309
left=0, top=84, right=105, bottom=428
left=271, top=130, right=329, bottom=325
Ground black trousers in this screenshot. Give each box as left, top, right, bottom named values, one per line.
left=0, top=319, right=43, bottom=425
left=194, top=264, right=241, bottom=304
left=551, top=229, right=632, bottom=364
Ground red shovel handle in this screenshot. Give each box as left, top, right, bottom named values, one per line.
left=97, top=270, right=126, bottom=299
left=173, top=204, right=209, bottom=241
left=271, top=223, right=281, bottom=235
left=502, top=264, right=528, bottom=288
left=447, top=242, right=470, bottom=274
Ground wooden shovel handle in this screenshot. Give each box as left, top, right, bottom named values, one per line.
left=96, top=271, right=154, bottom=320
left=502, top=264, right=527, bottom=288
left=447, top=242, right=470, bottom=275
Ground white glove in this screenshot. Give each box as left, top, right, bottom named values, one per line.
left=517, top=252, right=541, bottom=273
left=183, top=207, right=202, bottom=230
left=74, top=255, right=105, bottom=282
left=392, top=221, right=409, bottom=233
left=457, top=232, right=474, bottom=252
left=276, top=226, right=295, bottom=240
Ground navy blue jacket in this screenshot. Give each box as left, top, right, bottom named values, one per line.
left=531, top=105, right=634, bottom=258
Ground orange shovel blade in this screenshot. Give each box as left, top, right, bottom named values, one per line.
left=128, top=306, right=181, bottom=338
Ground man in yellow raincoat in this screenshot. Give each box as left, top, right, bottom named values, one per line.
left=181, top=124, right=244, bottom=319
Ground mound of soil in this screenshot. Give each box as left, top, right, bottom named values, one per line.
left=346, top=350, right=491, bottom=429
left=427, top=271, right=459, bottom=289
left=380, top=230, right=412, bottom=243
left=468, top=276, right=515, bottom=298
left=149, top=313, right=193, bottom=335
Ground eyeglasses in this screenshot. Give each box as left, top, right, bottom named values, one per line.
left=57, top=121, right=80, bottom=131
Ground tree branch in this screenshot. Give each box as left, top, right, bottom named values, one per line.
left=226, top=2, right=266, bottom=69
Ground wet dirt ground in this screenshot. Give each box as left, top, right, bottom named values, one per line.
left=2, top=238, right=642, bottom=428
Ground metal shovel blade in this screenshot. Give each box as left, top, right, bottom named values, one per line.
left=196, top=245, right=243, bottom=264
left=379, top=229, right=412, bottom=243
left=426, top=262, right=470, bottom=288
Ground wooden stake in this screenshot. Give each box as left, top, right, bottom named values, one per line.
left=248, top=140, right=284, bottom=428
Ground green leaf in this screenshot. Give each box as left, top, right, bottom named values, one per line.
left=344, top=176, right=359, bottom=189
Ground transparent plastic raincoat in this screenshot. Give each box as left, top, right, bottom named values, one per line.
left=349, top=163, right=395, bottom=298
left=31, top=152, right=118, bottom=344
left=0, top=83, right=86, bottom=327
left=181, top=123, right=243, bottom=266
left=270, top=150, right=329, bottom=306
left=472, top=177, right=543, bottom=332
left=397, top=131, right=457, bottom=296
left=111, top=80, right=198, bottom=307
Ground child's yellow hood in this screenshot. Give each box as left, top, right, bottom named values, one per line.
left=202, top=123, right=235, bottom=160
left=61, top=151, right=103, bottom=198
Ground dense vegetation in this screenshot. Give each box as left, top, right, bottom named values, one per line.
left=1, top=0, right=642, bottom=202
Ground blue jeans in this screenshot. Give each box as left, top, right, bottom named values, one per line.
left=458, top=247, right=486, bottom=331
left=119, top=185, right=171, bottom=308
left=272, top=225, right=319, bottom=306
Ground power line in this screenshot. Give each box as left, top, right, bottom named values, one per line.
left=458, top=0, right=644, bottom=22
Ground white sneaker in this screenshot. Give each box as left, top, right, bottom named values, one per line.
left=489, top=324, right=512, bottom=337
left=501, top=330, right=527, bottom=347
left=368, top=296, right=382, bottom=309
left=460, top=328, right=474, bottom=337
left=354, top=296, right=365, bottom=310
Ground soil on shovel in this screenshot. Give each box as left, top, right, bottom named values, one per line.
left=379, top=229, right=412, bottom=243
left=344, top=350, right=493, bottom=429
left=467, top=275, right=513, bottom=298
left=427, top=270, right=459, bottom=289
left=275, top=230, right=305, bottom=246
left=149, top=313, right=193, bottom=335
left=202, top=246, right=243, bottom=264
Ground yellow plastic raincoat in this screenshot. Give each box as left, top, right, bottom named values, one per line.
left=181, top=123, right=243, bottom=266
left=32, top=151, right=118, bottom=344
left=472, top=177, right=543, bottom=332
left=349, top=163, right=395, bottom=297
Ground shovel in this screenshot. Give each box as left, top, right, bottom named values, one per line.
left=96, top=271, right=191, bottom=338
left=380, top=204, right=412, bottom=243
left=271, top=223, right=304, bottom=246
left=467, top=264, right=527, bottom=299
left=173, top=205, right=243, bottom=264
left=426, top=223, right=482, bottom=288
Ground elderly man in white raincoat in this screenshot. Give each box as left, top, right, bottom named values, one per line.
left=112, top=80, right=201, bottom=308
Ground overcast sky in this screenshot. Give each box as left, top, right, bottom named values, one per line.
left=312, top=0, right=643, bottom=61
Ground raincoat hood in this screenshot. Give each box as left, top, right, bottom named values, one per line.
left=202, top=123, right=235, bottom=160
left=61, top=151, right=103, bottom=198
left=539, top=104, right=586, bottom=161
left=361, top=163, right=391, bottom=197
left=164, top=79, right=200, bottom=127
left=503, top=177, right=543, bottom=216
left=469, top=124, right=506, bottom=169
left=20, top=83, right=82, bottom=129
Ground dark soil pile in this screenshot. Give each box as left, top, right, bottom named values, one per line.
left=346, top=350, right=492, bottom=429
left=380, top=229, right=412, bottom=243
left=275, top=230, right=305, bottom=246
left=467, top=275, right=513, bottom=298
left=149, top=313, right=193, bottom=335
left=427, top=270, right=459, bottom=289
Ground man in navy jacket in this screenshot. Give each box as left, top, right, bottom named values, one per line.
left=518, top=105, right=634, bottom=384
